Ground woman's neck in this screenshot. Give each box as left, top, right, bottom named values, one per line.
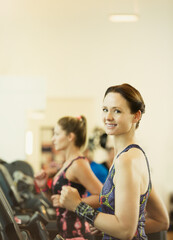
left=65, top=145, right=83, bottom=163
left=113, top=133, right=137, bottom=157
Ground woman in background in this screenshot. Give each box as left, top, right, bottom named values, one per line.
left=35, top=115, right=102, bottom=240
left=59, top=83, right=169, bottom=240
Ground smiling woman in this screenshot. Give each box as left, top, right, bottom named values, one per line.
left=102, top=84, right=145, bottom=137
left=59, top=83, right=169, bottom=240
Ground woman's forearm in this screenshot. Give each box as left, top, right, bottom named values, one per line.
left=82, top=195, right=100, bottom=208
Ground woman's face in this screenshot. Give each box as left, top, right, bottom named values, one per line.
left=102, top=92, right=135, bottom=136
left=52, top=124, right=69, bottom=151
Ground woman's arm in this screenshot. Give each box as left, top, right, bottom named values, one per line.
left=69, top=159, right=103, bottom=208
left=93, top=155, right=141, bottom=240
left=34, top=170, right=52, bottom=201
left=145, top=186, right=170, bottom=233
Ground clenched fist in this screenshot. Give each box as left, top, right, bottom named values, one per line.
left=51, top=194, right=63, bottom=208
left=59, top=186, right=82, bottom=212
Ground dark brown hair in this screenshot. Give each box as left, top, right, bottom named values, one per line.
left=104, top=83, right=145, bottom=128
left=58, top=115, right=87, bottom=147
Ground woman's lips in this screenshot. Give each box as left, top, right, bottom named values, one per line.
left=106, top=123, right=117, bottom=128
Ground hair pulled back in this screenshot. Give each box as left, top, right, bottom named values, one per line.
left=58, top=115, right=87, bottom=147
left=104, top=83, right=145, bottom=128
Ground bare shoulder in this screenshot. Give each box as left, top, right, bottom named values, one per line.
left=71, top=157, right=90, bottom=170
left=116, top=147, right=145, bottom=171
left=66, top=157, right=91, bottom=182
left=118, top=147, right=144, bottom=162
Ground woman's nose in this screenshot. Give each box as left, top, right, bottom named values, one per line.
left=106, top=111, right=114, bottom=120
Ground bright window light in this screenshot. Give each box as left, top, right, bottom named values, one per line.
left=109, top=14, right=139, bottom=22
left=25, top=131, right=33, bottom=155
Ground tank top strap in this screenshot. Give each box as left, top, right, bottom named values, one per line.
left=64, top=156, right=86, bottom=173
left=116, top=144, right=152, bottom=189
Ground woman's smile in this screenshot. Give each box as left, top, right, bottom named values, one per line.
left=105, top=123, right=117, bottom=129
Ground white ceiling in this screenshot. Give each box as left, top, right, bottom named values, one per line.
left=0, top=0, right=172, bottom=100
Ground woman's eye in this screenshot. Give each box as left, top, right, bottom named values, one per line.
left=115, top=109, right=121, bottom=113
left=102, top=108, right=108, bottom=112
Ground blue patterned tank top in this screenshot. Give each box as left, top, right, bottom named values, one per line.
left=99, top=144, right=152, bottom=240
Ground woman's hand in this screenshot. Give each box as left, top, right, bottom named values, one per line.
left=59, top=186, right=82, bottom=212
left=51, top=194, right=63, bottom=208
left=89, top=225, right=103, bottom=236
left=34, top=169, right=48, bottom=189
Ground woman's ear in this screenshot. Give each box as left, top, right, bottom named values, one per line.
left=133, top=110, right=141, bottom=124
left=68, top=132, right=75, bottom=142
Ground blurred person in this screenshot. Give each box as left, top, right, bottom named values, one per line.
left=84, top=132, right=114, bottom=197
left=35, top=115, right=102, bottom=240
left=99, top=133, right=114, bottom=170
left=43, top=150, right=66, bottom=188
left=59, top=83, right=169, bottom=240
left=42, top=150, right=65, bottom=178
left=83, top=145, right=108, bottom=198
